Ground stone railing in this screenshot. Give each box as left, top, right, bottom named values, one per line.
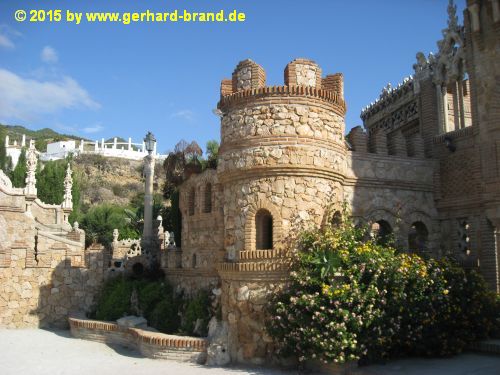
left=69, top=316, right=208, bottom=363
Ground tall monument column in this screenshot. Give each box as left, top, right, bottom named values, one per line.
left=142, top=132, right=156, bottom=247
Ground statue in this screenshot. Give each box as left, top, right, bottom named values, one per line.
left=24, top=140, right=37, bottom=196
left=112, top=229, right=119, bottom=242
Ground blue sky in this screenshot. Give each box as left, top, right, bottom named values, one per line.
left=0, top=0, right=465, bottom=154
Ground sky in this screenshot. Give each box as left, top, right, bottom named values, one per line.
left=0, top=0, right=466, bottom=154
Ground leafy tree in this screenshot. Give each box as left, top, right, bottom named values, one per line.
left=206, top=140, right=219, bottom=169
left=10, top=148, right=27, bottom=188
left=185, top=141, right=202, bottom=162
left=79, top=204, right=140, bottom=247
left=37, top=160, right=66, bottom=204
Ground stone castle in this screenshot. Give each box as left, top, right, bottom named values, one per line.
left=0, top=0, right=498, bottom=366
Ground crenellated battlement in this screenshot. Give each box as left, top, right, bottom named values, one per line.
left=218, top=58, right=346, bottom=116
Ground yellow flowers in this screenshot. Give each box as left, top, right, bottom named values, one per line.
left=443, top=289, right=449, bottom=295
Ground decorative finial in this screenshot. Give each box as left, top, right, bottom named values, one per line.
left=62, top=163, right=73, bottom=210
left=447, top=0, right=458, bottom=30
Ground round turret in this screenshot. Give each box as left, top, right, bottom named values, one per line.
left=217, top=58, right=348, bottom=259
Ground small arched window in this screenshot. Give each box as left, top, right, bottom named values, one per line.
left=256, top=209, right=273, bottom=250
left=191, top=253, right=197, bottom=268
left=408, top=221, right=429, bottom=254
left=188, top=187, right=195, bottom=216
left=204, top=183, right=212, bottom=213
left=372, top=220, right=392, bottom=246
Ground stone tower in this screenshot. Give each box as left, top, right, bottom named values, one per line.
left=215, top=58, right=348, bottom=363
left=217, top=58, right=347, bottom=259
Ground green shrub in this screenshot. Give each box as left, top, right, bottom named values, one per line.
left=180, top=290, right=210, bottom=336
left=267, top=217, right=499, bottom=365
left=149, top=299, right=181, bottom=333
left=93, top=276, right=209, bottom=336
left=95, top=276, right=133, bottom=321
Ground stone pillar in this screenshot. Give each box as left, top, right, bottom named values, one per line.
left=4, top=135, right=8, bottom=148
left=153, top=142, right=157, bottom=155
left=94, top=141, right=98, bottom=152
left=452, top=81, right=461, bottom=130
left=21, top=134, right=26, bottom=147
left=24, top=140, right=37, bottom=197
left=128, top=137, right=132, bottom=150
left=436, top=84, right=449, bottom=133
left=142, top=153, right=155, bottom=246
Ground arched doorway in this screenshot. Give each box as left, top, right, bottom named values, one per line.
left=408, top=221, right=429, bottom=254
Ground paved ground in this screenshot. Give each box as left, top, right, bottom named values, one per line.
left=0, top=329, right=499, bottom=375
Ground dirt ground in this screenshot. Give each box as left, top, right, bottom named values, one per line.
left=0, top=329, right=499, bottom=375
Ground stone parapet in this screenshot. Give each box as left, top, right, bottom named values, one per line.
left=69, top=316, right=208, bottom=363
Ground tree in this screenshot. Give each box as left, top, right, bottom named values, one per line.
left=37, top=160, right=66, bottom=204
left=206, top=140, right=219, bottom=169
left=79, top=204, right=140, bottom=248
left=185, top=141, right=202, bottom=162
left=10, top=148, right=27, bottom=188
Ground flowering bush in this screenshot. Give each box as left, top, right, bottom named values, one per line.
left=267, top=217, right=498, bottom=365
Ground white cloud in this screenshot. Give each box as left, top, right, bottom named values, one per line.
left=0, top=68, right=100, bottom=122
left=0, top=34, right=14, bottom=49
left=170, top=109, right=195, bottom=122
left=41, top=46, right=58, bottom=64
left=82, top=124, right=104, bottom=134
left=0, top=25, right=20, bottom=49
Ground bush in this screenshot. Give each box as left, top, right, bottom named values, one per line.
left=267, top=217, right=499, bottom=365
left=180, top=290, right=210, bottom=337
left=93, top=276, right=210, bottom=336
left=95, top=277, right=133, bottom=321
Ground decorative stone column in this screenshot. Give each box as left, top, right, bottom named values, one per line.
left=24, top=140, right=37, bottom=197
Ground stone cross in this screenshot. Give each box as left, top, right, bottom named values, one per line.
left=24, top=140, right=37, bottom=196
left=62, top=163, right=73, bottom=210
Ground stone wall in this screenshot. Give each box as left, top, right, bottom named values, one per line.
left=167, top=169, right=224, bottom=295
left=0, top=170, right=105, bottom=328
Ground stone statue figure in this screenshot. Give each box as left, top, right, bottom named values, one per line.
left=112, top=229, right=119, bottom=242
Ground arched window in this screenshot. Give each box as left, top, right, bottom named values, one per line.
left=408, top=221, right=429, bottom=254
left=372, top=220, right=392, bottom=246
left=188, top=187, right=195, bottom=216
left=203, top=183, right=212, bottom=213
left=330, top=210, right=342, bottom=227
left=256, top=209, right=273, bottom=250
left=191, top=253, right=197, bottom=268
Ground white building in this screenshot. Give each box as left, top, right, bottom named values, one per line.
left=6, top=134, right=167, bottom=167
left=42, top=140, right=76, bottom=161
left=4, top=135, right=26, bottom=167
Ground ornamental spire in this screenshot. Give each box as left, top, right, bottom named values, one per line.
left=447, top=0, right=458, bottom=30
left=62, top=163, right=73, bottom=210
